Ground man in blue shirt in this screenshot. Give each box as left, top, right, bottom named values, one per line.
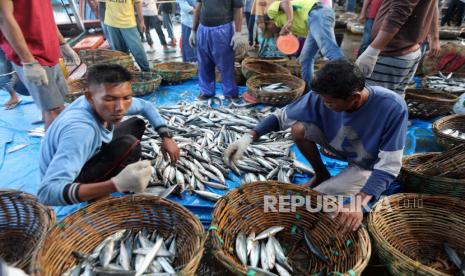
left=225, top=59, right=408, bottom=233
left=38, top=64, right=180, bottom=206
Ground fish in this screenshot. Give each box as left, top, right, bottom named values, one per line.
left=304, top=232, right=328, bottom=263
left=135, top=237, right=164, bottom=276
left=261, top=241, right=269, bottom=271
left=250, top=239, right=260, bottom=268
left=192, top=190, right=222, bottom=201
left=255, top=226, right=285, bottom=241
left=236, top=232, right=248, bottom=266
left=270, top=236, right=292, bottom=272
left=260, top=83, right=292, bottom=93
left=6, top=144, right=28, bottom=154
left=99, top=240, right=115, bottom=268
left=247, top=232, right=256, bottom=256
left=266, top=238, right=276, bottom=270
left=275, top=263, right=292, bottom=276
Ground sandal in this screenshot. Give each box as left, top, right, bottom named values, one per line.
left=4, top=98, right=22, bottom=110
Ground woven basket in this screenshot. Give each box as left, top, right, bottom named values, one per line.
left=130, top=71, right=162, bottom=96
left=369, top=193, right=465, bottom=275
left=405, top=88, right=458, bottom=119
left=284, top=59, right=302, bottom=77
left=153, top=62, right=197, bottom=84
left=432, top=114, right=465, bottom=148
left=241, top=59, right=291, bottom=80
left=0, top=190, right=55, bottom=272
left=33, top=195, right=205, bottom=276
left=216, top=62, right=246, bottom=86
left=399, top=152, right=465, bottom=198
left=79, top=49, right=135, bottom=69
left=247, top=73, right=306, bottom=105
left=65, top=78, right=87, bottom=103
left=243, top=56, right=289, bottom=67
left=439, top=26, right=461, bottom=40
left=210, top=181, right=371, bottom=275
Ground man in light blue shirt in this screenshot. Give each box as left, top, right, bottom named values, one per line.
left=38, top=64, right=180, bottom=206
left=177, top=0, right=197, bottom=62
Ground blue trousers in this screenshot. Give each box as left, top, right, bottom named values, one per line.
left=105, top=25, right=150, bottom=72
left=0, top=49, right=15, bottom=93
left=197, top=23, right=237, bottom=97
left=358, top=18, right=373, bottom=56
left=299, top=5, right=344, bottom=86
left=181, top=24, right=197, bottom=62
left=98, top=2, right=113, bottom=46
left=162, top=12, right=175, bottom=39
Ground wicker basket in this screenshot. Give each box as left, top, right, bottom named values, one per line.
left=243, top=56, right=289, bottom=67
left=405, top=88, right=458, bottom=119
left=0, top=190, right=55, bottom=272
left=130, top=71, right=162, bottom=96
left=369, top=193, right=465, bottom=275
left=79, top=49, right=135, bottom=69
left=216, top=62, right=246, bottom=85
left=432, top=114, right=465, bottom=148
left=153, top=62, right=197, bottom=84
left=210, top=181, right=371, bottom=275
left=247, top=73, right=306, bottom=105
left=399, top=152, right=465, bottom=198
left=284, top=59, right=302, bottom=77
left=33, top=195, right=205, bottom=276
left=65, top=78, right=87, bottom=103
left=241, top=59, right=291, bottom=80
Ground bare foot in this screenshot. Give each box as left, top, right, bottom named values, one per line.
left=302, top=172, right=331, bottom=188
left=4, top=96, right=21, bottom=110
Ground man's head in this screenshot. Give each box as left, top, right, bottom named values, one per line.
left=311, top=59, right=366, bottom=112
left=85, top=64, right=133, bottom=124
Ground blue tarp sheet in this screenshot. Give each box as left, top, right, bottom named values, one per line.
left=0, top=79, right=444, bottom=227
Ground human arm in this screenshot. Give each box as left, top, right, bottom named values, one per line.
left=57, top=27, right=81, bottom=65
left=135, top=0, right=146, bottom=33
left=427, top=3, right=440, bottom=57
left=192, top=1, right=201, bottom=32
left=279, top=0, right=293, bottom=35
left=358, top=0, right=372, bottom=24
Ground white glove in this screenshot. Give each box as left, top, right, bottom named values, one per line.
left=224, top=133, right=253, bottom=165
left=21, top=61, right=48, bottom=86
left=355, top=45, right=381, bottom=77
left=189, top=30, right=196, bottom=48
left=230, top=32, right=247, bottom=51
left=6, top=266, right=28, bottom=276
left=60, top=43, right=81, bottom=65
left=111, top=160, right=153, bottom=193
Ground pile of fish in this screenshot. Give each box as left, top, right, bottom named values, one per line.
left=234, top=226, right=329, bottom=276
left=138, top=102, right=315, bottom=201
left=259, top=83, right=293, bottom=93
left=63, top=228, right=179, bottom=276
left=425, top=74, right=465, bottom=94
left=442, top=128, right=465, bottom=140
left=443, top=243, right=465, bottom=275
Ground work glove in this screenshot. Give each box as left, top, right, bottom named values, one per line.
left=230, top=32, right=247, bottom=51
left=355, top=45, right=381, bottom=77
left=60, top=43, right=81, bottom=65
left=21, top=61, right=48, bottom=86
left=111, top=160, right=153, bottom=193
left=224, top=133, right=253, bottom=166
left=189, top=30, right=196, bottom=48
left=0, top=259, right=28, bottom=276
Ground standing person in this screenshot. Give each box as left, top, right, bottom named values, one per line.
left=441, top=0, right=465, bottom=26
left=160, top=2, right=177, bottom=46
left=244, top=0, right=256, bottom=46
left=224, top=60, right=408, bottom=233
left=38, top=64, right=180, bottom=206
left=251, top=0, right=275, bottom=31
left=357, top=0, right=384, bottom=56
left=0, top=48, right=21, bottom=110
left=90, top=0, right=113, bottom=46
left=356, top=0, right=440, bottom=96
left=177, top=0, right=197, bottom=62
left=268, top=0, right=344, bottom=86
left=142, top=0, right=174, bottom=53
left=104, top=0, right=151, bottom=72
left=0, top=0, right=81, bottom=129
left=189, top=0, right=247, bottom=100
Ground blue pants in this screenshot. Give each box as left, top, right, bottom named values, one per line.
left=98, top=2, right=113, bottom=46
left=358, top=18, right=373, bottom=56
left=244, top=12, right=256, bottom=46
left=345, top=0, right=356, bottom=12
left=105, top=25, right=150, bottom=72
left=299, top=5, right=344, bottom=86
left=0, top=49, right=15, bottom=94
left=197, top=23, right=237, bottom=97
left=181, top=24, right=197, bottom=62
left=162, top=12, right=175, bottom=39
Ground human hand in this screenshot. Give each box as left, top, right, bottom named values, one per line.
left=428, top=37, right=440, bottom=57
left=161, top=138, right=180, bottom=165
left=224, top=133, right=253, bottom=165
left=138, top=23, right=146, bottom=34
left=21, top=61, right=48, bottom=86
left=280, top=21, right=292, bottom=35
left=189, top=30, right=196, bottom=48
left=230, top=32, right=247, bottom=51
left=111, top=160, right=153, bottom=193
left=355, top=45, right=381, bottom=77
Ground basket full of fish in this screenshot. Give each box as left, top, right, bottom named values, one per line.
left=0, top=190, right=55, bottom=272
left=246, top=73, right=306, bottom=106
left=432, top=114, right=465, bottom=148
left=33, top=195, right=205, bottom=276
left=405, top=88, right=458, bottom=119
left=210, top=181, right=372, bottom=275
left=153, top=62, right=197, bottom=84
left=369, top=193, right=465, bottom=275
left=399, top=145, right=465, bottom=198
left=138, top=102, right=316, bottom=202
left=424, top=73, right=465, bottom=96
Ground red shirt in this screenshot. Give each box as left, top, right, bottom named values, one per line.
left=367, top=0, right=384, bottom=19
left=0, top=0, right=60, bottom=66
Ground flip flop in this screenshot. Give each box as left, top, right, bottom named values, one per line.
left=4, top=98, right=22, bottom=110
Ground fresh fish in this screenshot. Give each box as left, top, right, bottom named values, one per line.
left=444, top=243, right=463, bottom=270
left=266, top=238, right=276, bottom=270
left=157, top=257, right=175, bottom=274
left=119, top=240, right=131, bottom=270
left=7, top=144, right=28, bottom=153
left=260, top=242, right=269, bottom=271
left=236, top=232, right=248, bottom=266
left=270, top=237, right=292, bottom=272
left=247, top=232, right=255, bottom=256
left=304, top=232, right=328, bottom=263
left=192, top=190, right=222, bottom=201
left=255, top=226, right=285, bottom=241
left=275, top=263, right=292, bottom=276
left=99, top=240, right=115, bottom=268
left=250, top=239, right=260, bottom=268
left=135, top=237, right=164, bottom=276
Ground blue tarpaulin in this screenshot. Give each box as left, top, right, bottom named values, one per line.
left=0, top=79, right=444, bottom=227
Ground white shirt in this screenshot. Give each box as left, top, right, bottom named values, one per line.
left=142, top=0, right=158, bottom=16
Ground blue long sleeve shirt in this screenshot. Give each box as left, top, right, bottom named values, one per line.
left=254, top=86, right=408, bottom=199
left=38, top=96, right=166, bottom=206
left=177, top=0, right=196, bottom=28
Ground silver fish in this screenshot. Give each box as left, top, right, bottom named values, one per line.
left=135, top=237, right=164, bottom=276
left=236, top=232, right=248, bottom=266
left=255, top=226, right=285, bottom=241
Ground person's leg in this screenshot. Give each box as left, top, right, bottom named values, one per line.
left=308, top=6, right=344, bottom=61
left=212, top=23, right=238, bottom=98
left=299, top=32, right=319, bottom=86
left=181, top=24, right=197, bottom=62
left=313, top=165, right=371, bottom=196
left=197, top=24, right=216, bottom=97
left=98, top=2, right=113, bottom=46
left=244, top=12, right=253, bottom=46
left=153, top=16, right=170, bottom=52
left=291, top=123, right=331, bottom=187
left=120, top=27, right=151, bottom=71
left=144, top=16, right=154, bottom=47
left=443, top=0, right=458, bottom=26
left=358, top=18, right=374, bottom=56
left=0, top=51, right=20, bottom=108
left=249, top=14, right=257, bottom=45
left=366, top=49, right=422, bottom=96
left=163, top=12, right=176, bottom=43
left=105, top=25, right=129, bottom=53
left=457, top=1, right=465, bottom=26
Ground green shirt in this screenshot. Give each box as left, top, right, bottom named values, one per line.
left=267, top=0, right=318, bottom=38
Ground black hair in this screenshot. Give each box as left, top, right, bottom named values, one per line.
left=311, top=59, right=365, bottom=99
left=87, top=63, right=132, bottom=87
